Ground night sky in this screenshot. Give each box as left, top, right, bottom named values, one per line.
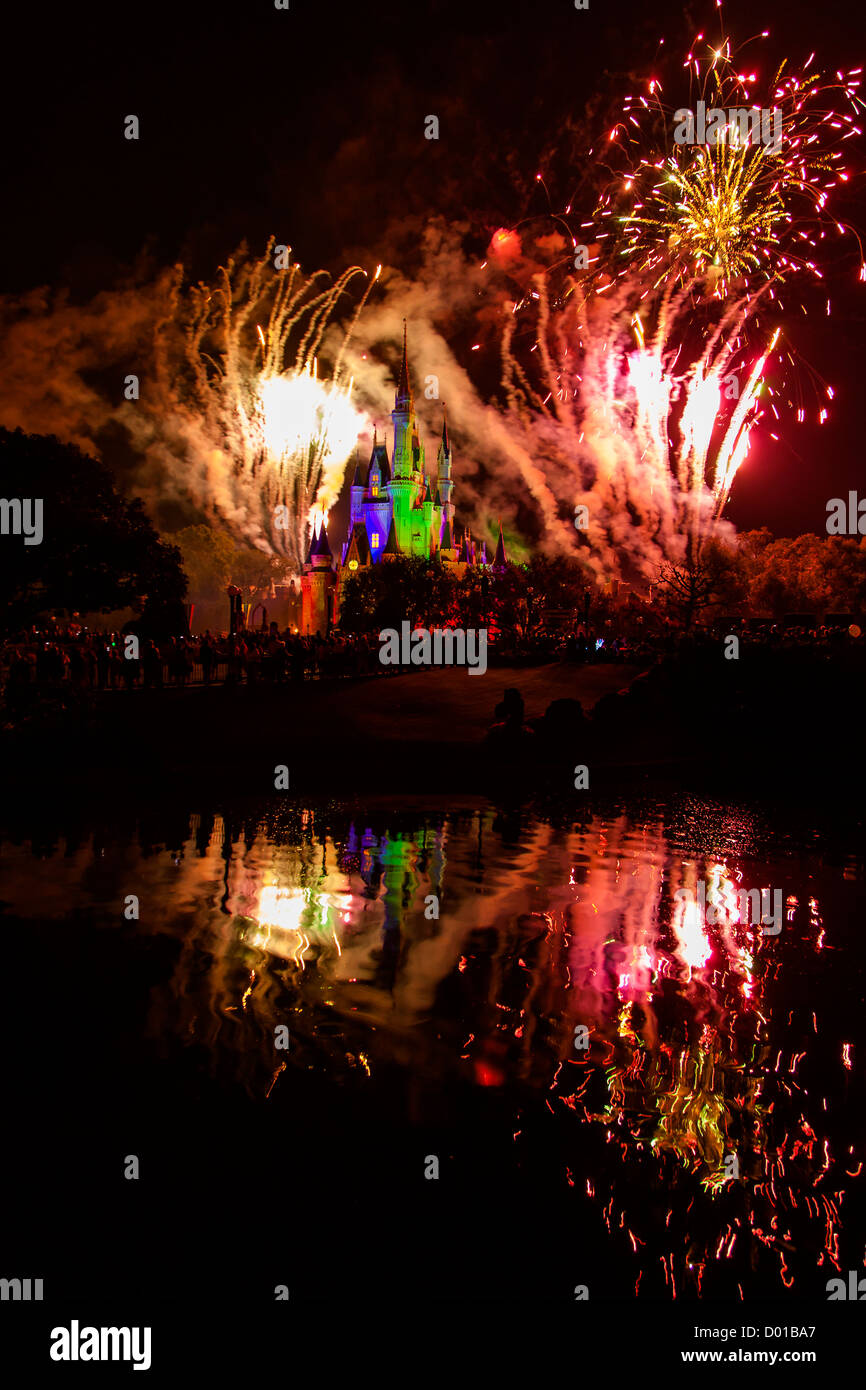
left=2, top=0, right=864, bottom=536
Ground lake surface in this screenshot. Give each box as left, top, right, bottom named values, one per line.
left=1, top=790, right=863, bottom=1305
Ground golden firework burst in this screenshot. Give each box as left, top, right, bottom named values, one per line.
left=643, top=137, right=786, bottom=283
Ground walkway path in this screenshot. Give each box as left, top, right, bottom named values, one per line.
left=307, top=661, right=644, bottom=744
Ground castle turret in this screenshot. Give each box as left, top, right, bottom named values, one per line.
left=395, top=321, right=411, bottom=413
left=440, top=516, right=457, bottom=563
left=421, top=475, right=434, bottom=555
left=343, top=522, right=371, bottom=570
left=436, top=406, right=454, bottom=534
left=368, top=431, right=390, bottom=496
left=301, top=522, right=336, bottom=635
left=349, top=451, right=365, bottom=526
left=391, top=321, right=415, bottom=481
left=313, top=524, right=333, bottom=562
left=493, top=520, right=508, bottom=571
left=381, top=516, right=400, bottom=561
left=431, top=484, right=443, bottom=557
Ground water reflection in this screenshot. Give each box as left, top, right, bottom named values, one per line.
left=2, top=798, right=862, bottom=1299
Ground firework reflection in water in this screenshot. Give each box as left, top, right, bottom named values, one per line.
left=106, top=803, right=861, bottom=1301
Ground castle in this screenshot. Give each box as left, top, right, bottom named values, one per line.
left=301, top=325, right=507, bottom=635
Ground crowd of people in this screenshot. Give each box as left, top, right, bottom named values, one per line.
left=0, top=615, right=859, bottom=697
left=0, top=624, right=392, bottom=691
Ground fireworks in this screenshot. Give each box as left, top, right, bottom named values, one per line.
left=495, top=30, right=863, bottom=578
left=650, top=139, right=785, bottom=286
left=254, top=362, right=363, bottom=545
left=601, top=38, right=863, bottom=295
left=497, top=269, right=773, bottom=578
left=158, top=241, right=379, bottom=574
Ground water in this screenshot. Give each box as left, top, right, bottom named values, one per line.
left=1, top=790, right=863, bottom=1305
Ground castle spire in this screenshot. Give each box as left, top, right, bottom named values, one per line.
left=441, top=403, right=450, bottom=454
left=312, top=520, right=333, bottom=560
left=382, top=516, right=400, bottom=559
left=395, top=319, right=411, bottom=410
left=493, top=520, right=508, bottom=569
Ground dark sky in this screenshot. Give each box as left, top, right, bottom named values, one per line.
left=2, top=0, right=864, bottom=536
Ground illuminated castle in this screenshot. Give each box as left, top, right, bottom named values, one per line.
left=343, top=322, right=458, bottom=567
left=300, top=324, right=507, bottom=635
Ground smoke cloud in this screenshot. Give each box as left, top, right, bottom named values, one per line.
left=0, top=222, right=738, bottom=584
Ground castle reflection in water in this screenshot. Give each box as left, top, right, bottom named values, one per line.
left=3, top=797, right=862, bottom=1299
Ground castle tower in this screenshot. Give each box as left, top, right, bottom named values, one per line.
left=439, top=515, right=458, bottom=563
left=391, top=320, right=415, bottom=480
left=421, top=475, right=435, bottom=557
left=388, top=321, right=426, bottom=554
left=432, top=483, right=443, bottom=557
left=436, top=406, right=455, bottom=536
left=301, top=523, right=336, bottom=635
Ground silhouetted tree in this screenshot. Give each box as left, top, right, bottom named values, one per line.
left=656, top=542, right=743, bottom=632
left=173, top=524, right=286, bottom=602
left=338, top=556, right=456, bottom=633
left=0, top=427, right=186, bottom=629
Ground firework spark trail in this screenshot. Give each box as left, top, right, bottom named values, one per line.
left=499, top=277, right=737, bottom=579
left=600, top=33, right=864, bottom=295
left=155, top=240, right=379, bottom=574
left=497, top=31, right=863, bottom=578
